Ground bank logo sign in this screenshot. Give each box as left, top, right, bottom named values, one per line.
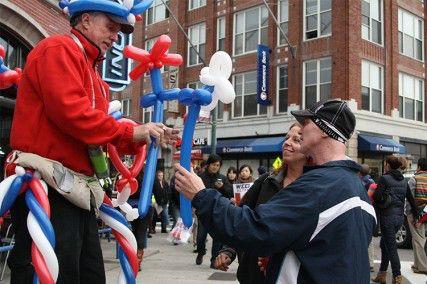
left=102, top=32, right=132, bottom=92
left=257, top=44, right=271, bottom=106
left=375, top=144, right=400, bottom=153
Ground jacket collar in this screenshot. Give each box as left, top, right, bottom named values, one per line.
left=71, top=29, right=105, bottom=66
left=303, top=159, right=362, bottom=174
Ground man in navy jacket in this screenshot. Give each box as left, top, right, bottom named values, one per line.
left=175, top=99, right=376, bottom=283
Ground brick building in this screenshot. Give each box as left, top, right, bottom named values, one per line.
left=1, top=0, right=427, bottom=179
left=130, top=0, right=427, bottom=178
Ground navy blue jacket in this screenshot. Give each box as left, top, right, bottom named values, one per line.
left=192, top=160, right=376, bottom=283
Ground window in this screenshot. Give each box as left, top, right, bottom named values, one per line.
left=187, top=82, right=223, bottom=120
left=399, top=73, right=424, bottom=121
left=145, top=37, right=169, bottom=73
left=189, top=0, right=206, bottom=10
left=398, top=9, right=424, bottom=61
left=121, top=99, right=131, bottom=117
left=233, top=71, right=267, bottom=118
left=277, top=66, right=288, bottom=113
left=303, top=57, right=331, bottom=108
left=217, top=17, right=226, bottom=51
left=361, top=0, right=382, bottom=45
left=233, top=6, right=268, bottom=56
left=188, top=22, right=206, bottom=66
left=361, top=60, right=383, bottom=113
left=304, top=0, right=332, bottom=40
left=278, top=0, right=289, bottom=45
left=146, top=0, right=169, bottom=25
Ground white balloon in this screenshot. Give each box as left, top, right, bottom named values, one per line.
left=116, top=186, right=131, bottom=206
left=15, top=166, right=25, bottom=176
left=123, top=0, right=133, bottom=9
left=209, top=51, right=232, bottom=79
left=27, top=213, right=59, bottom=281
left=127, top=13, right=136, bottom=25
left=200, top=96, right=219, bottom=112
left=99, top=211, right=137, bottom=250
left=0, top=174, right=17, bottom=208
left=108, top=100, right=122, bottom=115
left=119, top=203, right=139, bottom=221
left=213, top=78, right=236, bottom=104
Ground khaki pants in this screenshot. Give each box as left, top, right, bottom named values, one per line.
left=408, top=213, right=427, bottom=272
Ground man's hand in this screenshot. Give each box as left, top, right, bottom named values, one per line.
left=174, top=164, right=205, bottom=200
left=133, top=123, right=179, bottom=145
left=214, top=252, right=232, bottom=271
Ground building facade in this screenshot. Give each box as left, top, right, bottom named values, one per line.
left=2, top=0, right=427, bottom=180
left=132, top=0, right=427, bottom=179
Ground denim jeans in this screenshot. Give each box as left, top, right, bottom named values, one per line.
left=160, top=204, right=169, bottom=230
left=379, top=215, right=403, bottom=277
left=196, top=222, right=223, bottom=263
left=8, top=188, right=105, bottom=284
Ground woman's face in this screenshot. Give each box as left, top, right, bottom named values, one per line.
left=282, top=126, right=306, bottom=164
left=156, top=171, right=164, bottom=180
left=239, top=167, right=251, bottom=180
left=208, top=161, right=221, bottom=174
left=227, top=171, right=237, bottom=181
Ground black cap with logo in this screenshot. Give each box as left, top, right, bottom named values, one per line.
left=291, top=99, right=356, bottom=143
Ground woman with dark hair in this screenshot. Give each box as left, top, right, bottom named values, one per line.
left=237, top=164, right=254, bottom=184
left=372, top=156, right=415, bottom=284
left=214, top=123, right=307, bottom=283
left=195, top=154, right=232, bottom=268
left=226, top=166, right=238, bottom=185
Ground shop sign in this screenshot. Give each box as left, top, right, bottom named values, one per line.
left=375, top=144, right=400, bottom=153
left=102, top=32, right=132, bottom=92
left=222, top=146, right=253, bottom=153
left=193, top=138, right=207, bottom=146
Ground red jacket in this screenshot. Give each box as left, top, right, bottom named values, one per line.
left=11, top=29, right=139, bottom=176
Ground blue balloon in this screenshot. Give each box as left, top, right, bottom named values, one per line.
left=100, top=204, right=129, bottom=227
left=138, top=68, right=181, bottom=217
left=25, top=190, right=56, bottom=247
left=0, top=175, right=24, bottom=216
left=111, top=110, right=123, bottom=121
left=118, top=247, right=135, bottom=284
left=178, top=86, right=213, bottom=228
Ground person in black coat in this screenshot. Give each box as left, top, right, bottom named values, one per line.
left=213, top=123, right=306, bottom=283
left=152, top=169, right=170, bottom=233
left=169, top=173, right=181, bottom=229
left=372, top=156, right=417, bottom=284
left=196, top=154, right=232, bottom=268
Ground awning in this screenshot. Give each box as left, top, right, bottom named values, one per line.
left=202, top=137, right=284, bottom=154
left=358, top=134, right=406, bottom=154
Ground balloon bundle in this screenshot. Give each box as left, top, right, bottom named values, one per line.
left=123, top=35, right=183, bottom=218
left=0, top=167, right=58, bottom=283
left=0, top=45, right=22, bottom=89
left=124, top=37, right=235, bottom=229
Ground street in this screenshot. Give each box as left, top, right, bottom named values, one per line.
left=1, top=226, right=426, bottom=283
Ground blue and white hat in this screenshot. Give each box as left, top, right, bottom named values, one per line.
left=59, top=0, right=154, bottom=34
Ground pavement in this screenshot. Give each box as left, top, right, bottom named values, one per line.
left=0, top=229, right=426, bottom=283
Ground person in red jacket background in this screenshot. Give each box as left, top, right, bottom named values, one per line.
left=7, top=1, right=179, bottom=283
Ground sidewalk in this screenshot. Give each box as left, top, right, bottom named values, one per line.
left=105, top=232, right=239, bottom=284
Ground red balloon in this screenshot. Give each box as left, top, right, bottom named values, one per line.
left=0, top=45, right=5, bottom=59
left=135, top=14, right=143, bottom=21
left=0, top=70, right=21, bottom=89
left=32, top=244, right=55, bottom=284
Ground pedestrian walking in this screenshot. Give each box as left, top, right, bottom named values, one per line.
left=152, top=169, right=170, bottom=233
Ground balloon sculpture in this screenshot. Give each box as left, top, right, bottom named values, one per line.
left=0, top=167, right=58, bottom=284
left=123, top=35, right=183, bottom=218
left=177, top=52, right=235, bottom=228
left=0, top=45, right=22, bottom=89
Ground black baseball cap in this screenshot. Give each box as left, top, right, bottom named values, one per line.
left=291, top=99, right=356, bottom=143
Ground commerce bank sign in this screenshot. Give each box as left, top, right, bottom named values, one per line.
left=375, top=144, right=400, bottom=153
left=102, top=32, right=132, bottom=92
left=222, top=147, right=253, bottom=153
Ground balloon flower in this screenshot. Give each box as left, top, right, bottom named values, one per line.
left=123, top=35, right=183, bottom=218
left=0, top=45, right=22, bottom=89
left=178, top=51, right=235, bottom=228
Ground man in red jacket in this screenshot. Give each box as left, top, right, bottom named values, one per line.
left=7, top=1, right=179, bottom=283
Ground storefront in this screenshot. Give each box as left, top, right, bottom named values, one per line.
left=357, top=134, right=406, bottom=180
left=202, top=136, right=284, bottom=176
left=399, top=138, right=427, bottom=171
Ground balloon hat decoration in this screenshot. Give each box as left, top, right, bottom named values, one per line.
left=0, top=167, right=58, bottom=284
left=0, top=45, right=22, bottom=89
left=59, top=0, right=154, bottom=31
left=123, top=35, right=183, bottom=218
left=178, top=51, right=235, bottom=228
